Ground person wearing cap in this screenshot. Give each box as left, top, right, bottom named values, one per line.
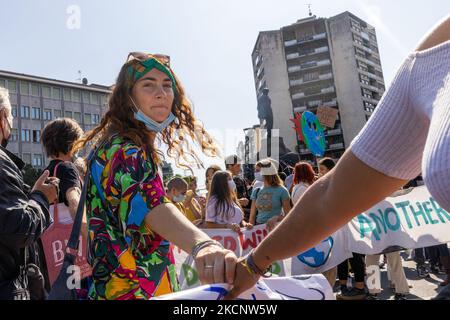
left=249, top=158, right=291, bottom=231
left=225, top=155, right=251, bottom=221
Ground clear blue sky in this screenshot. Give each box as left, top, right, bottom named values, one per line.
left=1, top=0, right=449, bottom=186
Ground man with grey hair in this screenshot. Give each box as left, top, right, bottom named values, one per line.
left=0, top=87, right=59, bottom=299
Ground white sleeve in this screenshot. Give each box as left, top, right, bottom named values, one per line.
left=350, top=56, right=429, bottom=180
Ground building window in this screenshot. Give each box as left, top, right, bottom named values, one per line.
left=20, top=106, right=30, bottom=119
left=32, top=130, right=41, bottom=143
left=11, top=105, right=17, bottom=118
left=72, top=89, right=81, bottom=102
left=52, top=87, right=61, bottom=100
left=90, top=93, right=100, bottom=105
left=100, top=94, right=107, bottom=106
left=43, top=109, right=52, bottom=120
left=54, top=109, right=62, bottom=119
left=0, top=78, right=5, bottom=88
left=73, top=112, right=81, bottom=123
left=11, top=129, right=18, bottom=142
left=32, top=107, right=41, bottom=120
left=32, top=154, right=43, bottom=167
left=65, top=110, right=73, bottom=119
left=304, top=72, right=319, bottom=82
left=42, top=86, right=51, bottom=98
left=20, top=81, right=29, bottom=95
left=92, top=114, right=100, bottom=124
left=31, top=83, right=39, bottom=96
left=84, top=113, right=92, bottom=125
left=63, top=88, right=71, bottom=101
left=8, top=80, right=17, bottom=93
left=82, top=91, right=90, bottom=103
left=22, top=153, right=31, bottom=165
left=21, top=129, right=31, bottom=142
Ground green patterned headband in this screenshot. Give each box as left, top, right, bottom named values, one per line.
left=128, top=55, right=178, bottom=93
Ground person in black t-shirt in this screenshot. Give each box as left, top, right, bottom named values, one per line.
left=39, top=118, right=84, bottom=294
left=224, top=155, right=251, bottom=221
left=41, top=118, right=84, bottom=219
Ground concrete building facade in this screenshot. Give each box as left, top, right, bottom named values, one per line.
left=251, top=11, right=386, bottom=164
left=0, top=70, right=110, bottom=168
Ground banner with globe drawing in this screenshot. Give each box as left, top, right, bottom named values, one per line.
left=172, top=186, right=450, bottom=290
left=172, top=224, right=352, bottom=290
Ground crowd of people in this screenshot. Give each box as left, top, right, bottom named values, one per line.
left=1, top=14, right=450, bottom=300
left=174, top=155, right=449, bottom=300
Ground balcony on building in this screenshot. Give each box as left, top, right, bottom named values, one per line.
left=361, top=82, right=384, bottom=95
left=354, top=41, right=380, bottom=59
left=288, top=59, right=331, bottom=74
left=325, top=128, right=342, bottom=136
left=355, top=55, right=382, bottom=72
left=358, top=69, right=384, bottom=85
left=286, top=46, right=329, bottom=61
left=362, top=95, right=380, bottom=106
left=327, top=142, right=345, bottom=150
left=293, top=98, right=337, bottom=114
left=291, top=86, right=335, bottom=102
left=299, top=148, right=312, bottom=155
left=284, top=32, right=327, bottom=47
left=289, top=72, right=333, bottom=88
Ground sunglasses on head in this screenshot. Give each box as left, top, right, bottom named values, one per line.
left=126, top=52, right=171, bottom=67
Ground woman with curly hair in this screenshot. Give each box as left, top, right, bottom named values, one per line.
left=73, top=52, right=237, bottom=300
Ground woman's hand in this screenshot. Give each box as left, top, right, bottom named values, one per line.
left=229, top=223, right=241, bottom=233
left=239, top=198, right=249, bottom=207
left=266, top=216, right=279, bottom=231
left=194, top=244, right=237, bottom=285
left=245, top=223, right=253, bottom=230
left=197, top=196, right=207, bottom=208
left=224, top=257, right=260, bottom=300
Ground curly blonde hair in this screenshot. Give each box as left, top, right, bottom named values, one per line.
left=73, top=58, right=219, bottom=169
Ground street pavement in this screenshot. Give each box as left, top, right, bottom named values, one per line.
left=333, top=251, right=447, bottom=300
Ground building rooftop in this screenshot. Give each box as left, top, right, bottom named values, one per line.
left=0, top=69, right=111, bottom=93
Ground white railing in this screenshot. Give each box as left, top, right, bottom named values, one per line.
left=292, top=92, right=305, bottom=100
left=321, top=86, right=335, bottom=94
left=326, top=128, right=342, bottom=136
left=329, top=142, right=344, bottom=150
left=284, top=39, right=297, bottom=47
left=286, top=53, right=300, bottom=60
left=323, top=99, right=337, bottom=107
left=319, top=73, right=333, bottom=80
left=293, top=106, right=307, bottom=113
left=317, top=59, right=331, bottom=67
left=290, top=79, right=303, bottom=86
left=288, top=65, right=301, bottom=73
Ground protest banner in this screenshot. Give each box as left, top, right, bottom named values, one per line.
left=155, top=275, right=334, bottom=300
left=347, top=186, right=450, bottom=254
left=173, top=186, right=450, bottom=291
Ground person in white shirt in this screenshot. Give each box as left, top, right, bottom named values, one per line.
left=205, top=170, right=253, bottom=232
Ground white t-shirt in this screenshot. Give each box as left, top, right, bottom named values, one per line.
left=205, top=195, right=243, bottom=225
left=350, top=43, right=450, bottom=212
left=291, top=182, right=310, bottom=204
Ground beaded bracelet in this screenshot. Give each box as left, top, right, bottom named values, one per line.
left=245, top=250, right=273, bottom=278
left=191, top=239, right=223, bottom=259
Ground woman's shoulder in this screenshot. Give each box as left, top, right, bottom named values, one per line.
left=48, top=160, right=78, bottom=178
left=96, top=135, right=147, bottom=161
left=207, top=195, right=218, bottom=204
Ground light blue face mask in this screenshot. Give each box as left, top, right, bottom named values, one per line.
left=130, top=96, right=176, bottom=133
